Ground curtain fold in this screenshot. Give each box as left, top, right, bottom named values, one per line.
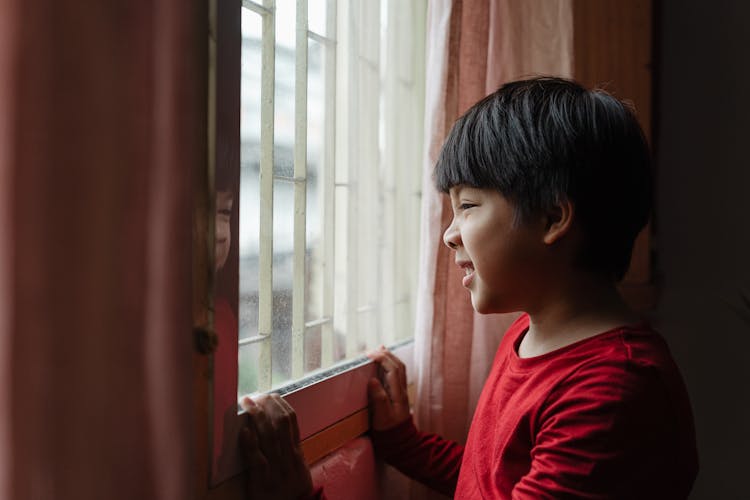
left=412, top=0, right=573, bottom=497
left=0, top=2, right=204, bottom=499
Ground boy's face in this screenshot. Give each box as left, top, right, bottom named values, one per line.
left=443, top=186, right=545, bottom=314
left=215, top=190, right=233, bottom=272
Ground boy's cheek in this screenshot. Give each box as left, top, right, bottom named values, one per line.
left=216, top=220, right=230, bottom=240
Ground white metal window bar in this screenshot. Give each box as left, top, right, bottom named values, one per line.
left=248, top=0, right=275, bottom=391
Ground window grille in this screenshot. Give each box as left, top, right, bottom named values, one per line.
left=238, top=0, right=425, bottom=395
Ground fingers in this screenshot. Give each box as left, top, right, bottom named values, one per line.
left=368, top=378, right=392, bottom=413
left=246, top=395, right=284, bottom=471
left=383, top=362, right=407, bottom=404
left=243, top=394, right=298, bottom=442
left=239, top=396, right=256, bottom=413
left=239, top=394, right=314, bottom=499
left=368, top=347, right=407, bottom=380
left=239, top=401, right=273, bottom=489
left=368, top=377, right=399, bottom=431
left=275, top=395, right=302, bottom=445
left=367, top=349, right=412, bottom=431
left=264, top=394, right=302, bottom=467
left=240, top=422, right=268, bottom=468
left=367, top=348, right=409, bottom=407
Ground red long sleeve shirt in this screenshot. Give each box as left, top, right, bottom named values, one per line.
left=372, top=314, right=698, bottom=499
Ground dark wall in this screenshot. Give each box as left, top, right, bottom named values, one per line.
left=655, top=2, right=750, bottom=498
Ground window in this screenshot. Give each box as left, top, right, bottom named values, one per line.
left=237, top=0, right=425, bottom=395
left=209, top=0, right=426, bottom=486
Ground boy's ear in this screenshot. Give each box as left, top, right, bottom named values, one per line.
left=542, top=198, right=575, bottom=245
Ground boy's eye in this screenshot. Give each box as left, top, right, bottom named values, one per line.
left=218, top=209, right=232, bottom=216
left=459, top=203, right=476, bottom=210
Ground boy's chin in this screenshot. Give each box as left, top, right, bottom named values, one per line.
left=470, top=293, right=512, bottom=315
left=470, top=296, right=496, bottom=315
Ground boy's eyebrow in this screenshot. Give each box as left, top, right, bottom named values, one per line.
left=449, top=186, right=480, bottom=203
left=449, top=184, right=466, bottom=195
left=454, top=185, right=481, bottom=197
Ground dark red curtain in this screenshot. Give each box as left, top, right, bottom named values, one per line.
left=0, top=1, right=206, bottom=498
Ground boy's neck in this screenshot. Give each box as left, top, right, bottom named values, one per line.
left=519, top=274, right=639, bottom=359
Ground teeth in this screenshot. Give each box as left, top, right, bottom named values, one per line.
left=465, top=267, right=473, bottom=276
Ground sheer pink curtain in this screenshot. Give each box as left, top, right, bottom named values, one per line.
left=0, top=1, right=203, bottom=499
left=412, top=0, right=573, bottom=497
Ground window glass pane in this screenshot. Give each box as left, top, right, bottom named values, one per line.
left=237, top=0, right=425, bottom=396
left=274, top=0, right=295, bottom=177
left=308, top=0, right=328, bottom=37
left=239, top=7, right=262, bottom=396
left=239, top=166, right=259, bottom=343
left=272, top=178, right=294, bottom=386
left=306, top=35, right=324, bottom=326
left=238, top=342, right=260, bottom=396
left=240, top=9, right=261, bottom=148
left=333, top=184, right=352, bottom=357
left=303, top=323, right=322, bottom=372
left=275, top=0, right=296, bottom=49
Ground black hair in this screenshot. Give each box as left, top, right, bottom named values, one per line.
left=435, top=76, right=652, bottom=281
left=215, top=161, right=237, bottom=193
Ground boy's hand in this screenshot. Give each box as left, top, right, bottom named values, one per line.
left=239, top=394, right=313, bottom=500
left=367, top=347, right=411, bottom=431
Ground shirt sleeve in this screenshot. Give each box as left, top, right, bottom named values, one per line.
left=369, top=416, right=464, bottom=497
left=512, top=359, right=696, bottom=500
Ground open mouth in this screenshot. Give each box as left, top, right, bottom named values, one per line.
left=458, top=261, right=475, bottom=288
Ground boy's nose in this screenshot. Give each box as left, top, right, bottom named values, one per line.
left=443, top=219, right=460, bottom=249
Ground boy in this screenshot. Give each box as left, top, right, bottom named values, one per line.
left=240, top=77, right=699, bottom=499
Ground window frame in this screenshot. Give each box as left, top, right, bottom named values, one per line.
left=197, top=345, right=415, bottom=499
left=199, top=0, right=425, bottom=494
